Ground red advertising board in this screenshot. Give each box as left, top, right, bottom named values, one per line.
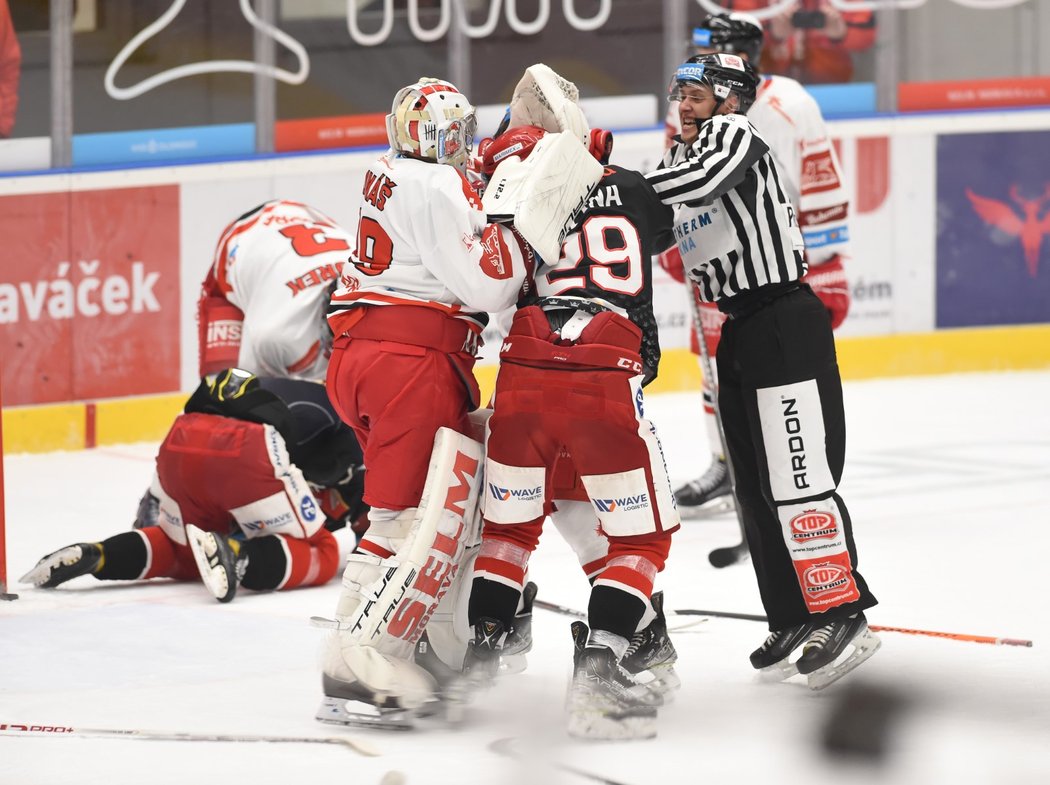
left=274, top=113, right=388, bottom=152
left=0, top=186, right=181, bottom=405
left=899, top=77, right=1050, bottom=112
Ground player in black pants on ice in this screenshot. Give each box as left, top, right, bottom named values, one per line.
left=645, top=53, right=879, bottom=688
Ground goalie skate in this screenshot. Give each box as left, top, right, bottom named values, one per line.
left=316, top=683, right=420, bottom=731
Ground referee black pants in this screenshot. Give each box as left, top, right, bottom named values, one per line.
left=717, top=285, right=877, bottom=631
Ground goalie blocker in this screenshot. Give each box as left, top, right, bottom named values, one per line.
left=317, top=427, right=485, bottom=725
left=482, top=130, right=604, bottom=265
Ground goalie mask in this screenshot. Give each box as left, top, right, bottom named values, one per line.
left=671, top=53, right=761, bottom=115
left=385, top=78, right=477, bottom=171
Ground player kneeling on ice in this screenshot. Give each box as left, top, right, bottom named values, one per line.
left=463, top=64, right=681, bottom=741
left=198, top=199, right=354, bottom=382
left=21, top=369, right=367, bottom=602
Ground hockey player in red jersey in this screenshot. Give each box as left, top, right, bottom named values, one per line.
left=661, top=12, right=853, bottom=514
left=21, top=369, right=367, bottom=602
left=198, top=200, right=354, bottom=382
left=461, top=65, right=681, bottom=740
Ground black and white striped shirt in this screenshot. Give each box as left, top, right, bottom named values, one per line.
left=646, top=114, right=806, bottom=304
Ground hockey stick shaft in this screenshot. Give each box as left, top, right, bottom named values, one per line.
left=535, top=599, right=1033, bottom=647
left=669, top=610, right=1034, bottom=647
left=669, top=609, right=1033, bottom=646
left=687, top=281, right=748, bottom=566
left=491, top=737, right=633, bottom=785
left=0, top=723, right=381, bottom=756
left=863, top=626, right=1033, bottom=648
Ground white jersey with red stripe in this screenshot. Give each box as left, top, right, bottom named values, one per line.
left=329, top=152, right=529, bottom=337
left=210, top=200, right=353, bottom=380
left=665, top=74, right=849, bottom=266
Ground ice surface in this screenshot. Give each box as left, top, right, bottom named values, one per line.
left=2, top=371, right=1049, bottom=785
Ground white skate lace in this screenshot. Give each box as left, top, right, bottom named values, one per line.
left=758, top=630, right=780, bottom=652
left=806, top=625, right=834, bottom=650
left=624, top=635, right=642, bottom=659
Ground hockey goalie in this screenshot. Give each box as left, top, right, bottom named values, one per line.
left=315, top=71, right=599, bottom=727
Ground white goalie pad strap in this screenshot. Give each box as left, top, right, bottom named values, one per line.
left=509, top=64, right=590, bottom=145
left=421, top=547, right=477, bottom=673
left=331, top=643, right=439, bottom=710
left=337, top=428, right=484, bottom=665
left=482, top=131, right=604, bottom=264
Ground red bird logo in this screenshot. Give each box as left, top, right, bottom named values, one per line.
left=965, top=185, right=1050, bottom=278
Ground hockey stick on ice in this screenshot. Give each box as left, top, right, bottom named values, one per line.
left=531, top=598, right=707, bottom=632
left=534, top=598, right=1034, bottom=647
left=0, top=723, right=381, bottom=756
left=490, top=737, right=634, bottom=785
left=686, top=281, right=749, bottom=567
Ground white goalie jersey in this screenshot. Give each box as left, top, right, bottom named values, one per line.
left=665, top=73, right=850, bottom=266
left=328, top=152, right=530, bottom=339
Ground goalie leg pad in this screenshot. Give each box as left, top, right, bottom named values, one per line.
left=321, top=427, right=484, bottom=708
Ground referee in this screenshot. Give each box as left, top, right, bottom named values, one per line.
left=646, top=53, right=879, bottom=689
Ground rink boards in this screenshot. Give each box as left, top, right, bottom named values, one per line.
left=3, top=108, right=1050, bottom=452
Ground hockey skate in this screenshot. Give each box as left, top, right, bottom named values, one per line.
left=674, top=458, right=734, bottom=518
left=566, top=621, right=663, bottom=741
left=749, top=621, right=817, bottom=681
left=499, top=581, right=537, bottom=675
left=797, top=613, right=881, bottom=691
left=132, top=489, right=160, bottom=529
left=315, top=632, right=444, bottom=731
left=19, top=543, right=103, bottom=588
left=461, top=617, right=510, bottom=690
left=186, top=524, right=246, bottom=603
left=621, top=592, right=681, bottom=696
left=316, top=673, right=423, bottom=731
